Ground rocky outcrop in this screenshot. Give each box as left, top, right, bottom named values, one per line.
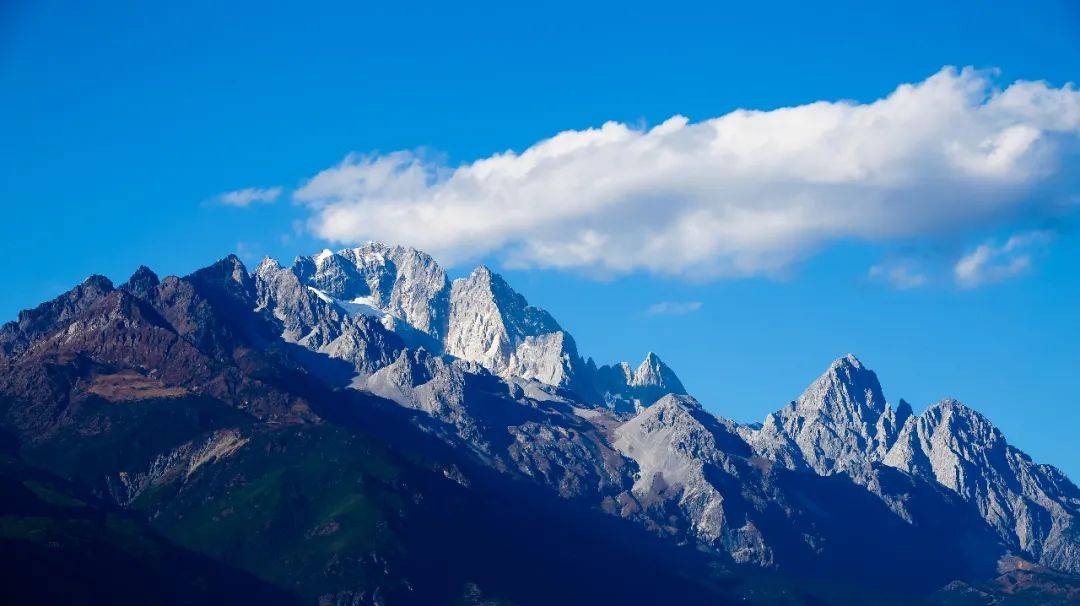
left=884, top=399, right=1080, bottom=573
left=744, top=354, right=908, bottom=475
left=445, top=266, right=583, bottom=387
left=254, top=257, right=405, bottom=374
left=612, top=394, right=775, bottom=565
left=589, top=352, right=687, bottom=411
left=741, top=355, right=1080, bottom=574
left=297, top=243, right=450, bottom=341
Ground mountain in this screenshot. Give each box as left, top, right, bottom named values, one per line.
left=744, top=354, right=909, bottom=475
left=884, top=400, right=1080, bottom=574
left=742, top=356, right=1080, bottom=575
left=444, top=265, right=582, bottom=387
left=1, top=242, right=1079, bottom=604
left=267, top=244, right=685, bottom=409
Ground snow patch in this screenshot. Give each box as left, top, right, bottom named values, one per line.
left=306, top=286, right=333, bottom=303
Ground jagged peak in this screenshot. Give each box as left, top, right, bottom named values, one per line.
left=923, top=398, right=991, bottom=423
left=651, top=393, right=703, bottom=410
left=121, top=265, right=159, bottom=299
left=907, top=399, right=1010, bottom=450
left=332, top=241, right=447, bottom=275
left=455, top=265, right=517, bottom=295
left=631, top=352, right=684, bottom=391
left=128, top=265, right=159, bottom=283
left=926, top=397, right=971, bottom=413
left=82, top=274, right=115, bottom=291
left=223, top=255, right=249, bottom=278
left=808, top=353, right=881, bottom=394
left=194, top=253, right=248, bottom=280
left=786, top=353, right=888, bottom=427
left=636, top=351, right=669, bottom=373
left=452, top=264, right=560, bottom=331
left=256, top=257, right=281, bottom=273
left=831, top=353, right=864, bottom=370
left=355, top=239, right=389, bottom=251
left=186, top=255, right=254, bottom=301
left=461, top=264, right=496, bottom=284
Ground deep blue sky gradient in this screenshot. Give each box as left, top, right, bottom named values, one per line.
left=2, top=1, right=1079, bottom=475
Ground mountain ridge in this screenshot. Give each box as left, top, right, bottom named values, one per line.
left=1, top=244, right=1078, bottom=604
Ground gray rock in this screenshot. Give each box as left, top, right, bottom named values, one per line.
left=445, top=265, right=582, bottom=387
left=884, top=399, right=1080, bottom=573
left=744, top=354, right=906, bottom=476
left=254, top=257, right=404, bottom=374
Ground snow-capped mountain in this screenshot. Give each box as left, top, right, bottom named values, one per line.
left=2, top=242, right=1078, bottom=603
left=257, top=243, right=684, bottom=410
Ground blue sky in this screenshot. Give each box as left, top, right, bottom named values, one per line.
left=2, top=1, right=1079, bottom=476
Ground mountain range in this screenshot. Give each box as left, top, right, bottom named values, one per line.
left=2, top=242, right=1078, bottom=605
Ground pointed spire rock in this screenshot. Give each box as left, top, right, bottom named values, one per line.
left=631, top=352, right=686, bottom=392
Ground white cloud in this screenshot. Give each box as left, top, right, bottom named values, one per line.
left=219, top=186, right=283, bottom=207
left=868, top=259, right=928, bottom=289
left=647, top=301, right=703, bottom=316
left=954, top=230, right=1053, bottom=288
left=295, top=67, right=1080, bottom=277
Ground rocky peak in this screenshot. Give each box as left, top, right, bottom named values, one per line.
left=121, top=265, right=160, bottom=300
left=453, top=266, right=561, bottom=334
left=883, top=398, right=1008, bottom=489
left=291, top=243, right=450, bottom=341
left=612, top=394, right=768, bottom=563
left=1, top=274, right=116, bottom=359
left=883, top=398, right=1080, bottom=571
left=255, top=257, right=281, bottom=275
left=746, top=354, right=894, bottom=475
left=895, top=398, right=913, bottom=419
left=187, top=255, right=255, bottom=304
left=585, top=352, right=689, bottom=412
left=81, top=273, right=116, bottom=294
left=445, top=264, right=576, bottom=386
left=798, top=354, right=885, bottom=418
left=303, top=249, right=369, bottom=300
left=631, top=352, right=685, bottom=392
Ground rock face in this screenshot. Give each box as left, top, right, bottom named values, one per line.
left=254, top=257, right=405, bottom=375
left=745, top=354, right=909, bottom=475
left=884, top=399, right=1080, bottom=573
left=613, top=394, right=774, bottom=565
left=263, top=244, right=688, bottom=407
left=742, top=355, right=1080, bottom=574
left=590, top=352, right=687, bottom=411
left=445, top=266, right=582, bottom=387
left=366, top=347, right=633, bottom=503
left=3, top=242, right=1080, bottom=602
left=301, top=243, right=450, bottom=338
